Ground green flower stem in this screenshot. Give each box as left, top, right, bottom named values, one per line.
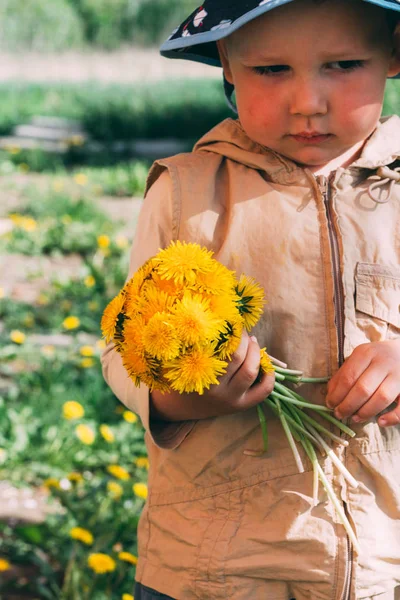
left=274, top=366, right=304, bottom=376
left=274, top=382, right=331, bottom=411
left=315, top=410, right=357, bottom=438
left=300, top=437, right=319, bottom=506
left=257, top=404, right=268, bottom=452
left=269, top=355, right=288, bottom=368
left=271, top=388, right=331, bottom=412
left=275, top=398, right=305, bottom=473
left=295, top=409, right=349, bottom=446
left=316, top=462, right=361, bottom=554
left=274, top=371, right=286, bottom=381
left=283, top=402, right=303, bottom=442
left=266, top=397, right=325, bottom=453
left=305, top=423, right=359, bottom=489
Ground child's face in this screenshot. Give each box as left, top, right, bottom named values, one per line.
left=218, top=0, right=400, bottom=172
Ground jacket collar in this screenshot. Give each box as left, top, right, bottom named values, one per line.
left=194, top=116, right=400, bottom=185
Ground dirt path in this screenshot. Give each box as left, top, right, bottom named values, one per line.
left=0, top=47, right=220, bottom=83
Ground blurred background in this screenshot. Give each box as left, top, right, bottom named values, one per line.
left=0, top=1, right=399, bottom=598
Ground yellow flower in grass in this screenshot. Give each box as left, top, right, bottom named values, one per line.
left=100, top=424, right=115, bottom=443
left=101, top=292, right=126, bottom=342
left=20, top=217, right=37, bottom=232
left=123, top=411, right=137, bottom=424
left=10, top=330, right=26, bottom=344
left=88, top=553, right=116, bottom=574
left=0, top=558, right=10, bottom=571
left=88, top=301, right=99, bottom=311
left=173, top=292, right=225, bottom=347
left=118, top=552, right=138, bottom=565
left=155, top=241, right=215, bottom=286
left=80, top=345, right=95, bottom=357
left=63, top=316, right=80, bottom=330
left=37, top=293, right=50, bottom=306
left=97, top=234, right=110, bottom=249
left=107, top=465, right=130, bottom=480
left=61, top=214, right=72, bottom=225
left=260, top=348, right=275, bottom=376
left=74, top=173, right=88, bottom=186
left=44, top=478, right=60, bottom=490
left=80, top=358, right=94, bottom=368
left=75, top=424, right=95, bottom=445
left=122, top=595, right=134, bottom=600
left=84, top=275, right=96, bottom=288
left=143, top=312, right=180, bottom=361
left=70, top=527, right=93, bottom=545
left=165, top=346, right=227, bottom=395
left=107, top=481, right=123, bottom=499
left=235, top=275, right=265, bottom=330
left=133, top=483, right=148, bottom=500
left=63, top=401, right=85, bottom=420
left=135, top=457, right=149, bottom=470
left=68, top=472, right=84, bottom=483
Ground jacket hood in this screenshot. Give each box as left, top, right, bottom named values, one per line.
left=194, top=116, right=400, bottom=183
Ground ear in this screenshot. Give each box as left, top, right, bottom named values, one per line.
left=388, top=22, right=400, bottom=77
left=216, top=39, right=234, bottom=84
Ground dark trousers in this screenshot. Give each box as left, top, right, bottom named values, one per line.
left=134, top=582, right=175, bottom=599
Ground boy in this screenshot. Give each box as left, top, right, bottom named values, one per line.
left=102, top=1, right=400, bottom=598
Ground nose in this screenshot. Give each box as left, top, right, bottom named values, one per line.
left=289, top=75, right=328, bottom=117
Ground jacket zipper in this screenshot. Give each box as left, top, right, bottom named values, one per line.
left=316, top=174, right=352, bottom=600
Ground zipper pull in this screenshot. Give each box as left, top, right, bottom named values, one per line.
left=316, top=174, right=328, bottom=201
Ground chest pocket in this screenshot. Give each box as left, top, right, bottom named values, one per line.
left=355, top=262, right=400, bottom=342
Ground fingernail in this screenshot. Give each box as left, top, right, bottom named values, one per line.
left=352, top=415, right=361, bottom=423
left=379, top=418, right=387, bottom=427
left=250, top=336, right=258, bottom=343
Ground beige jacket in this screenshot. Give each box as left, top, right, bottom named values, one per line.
left=102, top=117, right=400, bottom=600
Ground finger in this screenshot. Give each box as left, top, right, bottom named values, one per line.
left=242, top=371, right=276, bottom=409
left=326, top=344, right=373, bottom=408
left=333, top=364, right=385, bottom=419
left=352, top=376, right=400, bottom=423
left=229, top=336, right=261, bottom=399
left=219, top=330, right=249, bottom=383
left=377, top=395, right=400, bottom=427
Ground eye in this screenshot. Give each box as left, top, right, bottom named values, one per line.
left=327, top=60, right=365, bottom=72
left=252, top=65, right=290, bottom=76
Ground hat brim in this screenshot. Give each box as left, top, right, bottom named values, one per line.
left=160, top=0, right=400, bottom=71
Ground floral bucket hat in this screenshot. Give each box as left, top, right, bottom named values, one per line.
left=160, top=0, right=400, bottom=67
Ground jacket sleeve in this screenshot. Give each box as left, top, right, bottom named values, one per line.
left=101, top=169, right=196, bottom=450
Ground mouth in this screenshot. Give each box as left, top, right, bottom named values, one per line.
left=290, top=132, right=332, bottom=144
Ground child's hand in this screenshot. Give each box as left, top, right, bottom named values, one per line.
left=325, top=340, right=400, bottom=427
left=150, top=331, right=275, bottom=423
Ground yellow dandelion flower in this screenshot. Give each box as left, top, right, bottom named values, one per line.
left=10, top=330, right=26, bottom=344
left=235, top=275, right=265, bottom=330
left=63, top=401, right=85, bottom=420
left=194, top=262, right=236, bottom=295
left=23, top=314, right=34, bottom=328
left=61, top=300, right=72, bottom=312
left=107, top=465, right=130, bottom=480
left=125, top=259, right=156, bottom=301
left=123, top=411, right=138, bottom=424
left=100, top=424, right=115, bottom=443
left=135, top=457, right=149, bottom=470
left=260, top=348, right=275, bottom=376
left=74, top=173, right=88, bottom=186
left=88, top=553, right=116, bottom=574
left=80, top=357, right=95, bottom=368
left=80, top=345, right=95, bottom=357
left=207, top=292, right=242, bottom=322
left=141, top=285, right=175, bottom=322
left=151, top=270, right=183, bottom=297
left=97, top=234, right=110, bottom=249
left=20, top=216, right=37, bottom=232
left=70, top=527, right=93, bottom=545
left=118, top=552, right=138, bottom=565
left=122, top=595, right=134, bottom=600
left=173, top=292, right=224, bottom=347
left=75, top=424, right=95, bottom=445
left=37, top=293, right=50, bottom=306
left=122, top=315, right=146, bottom=355
left=165, top=347, right=227, bottom=395
left=107, top=481, right=123, bottom=499
left=44, top=478, right=60, bottom=490
left=63, top=316, right=80, bottom=330
left=116, top=235, right=129, bottom=249
left=143, top=312, right=181, bottom=361
left=217, top=319, right=244, bottom=359
left=88, top=301, right=99, bottom=312
left=101, top=292, right=126, bottom=342
left=155, top=241, right=215, bottom=286
left=133, top=482, right=148, bottom=500
left=61, top=214, right=72, bottom=225
left=0, top=558, right=10, bottom=571
left=67, top=472, right=84, bottom=483
left=84, top=275, right=96, bottom=288
left=121, top=347, right=149, bottom=386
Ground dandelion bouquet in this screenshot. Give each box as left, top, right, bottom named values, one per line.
left=102, top=241, right=359, bottom=551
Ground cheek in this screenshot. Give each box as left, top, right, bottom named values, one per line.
left=236, top=85, right=283, bottom=133
left=333, top=76, right=386, bottom=130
